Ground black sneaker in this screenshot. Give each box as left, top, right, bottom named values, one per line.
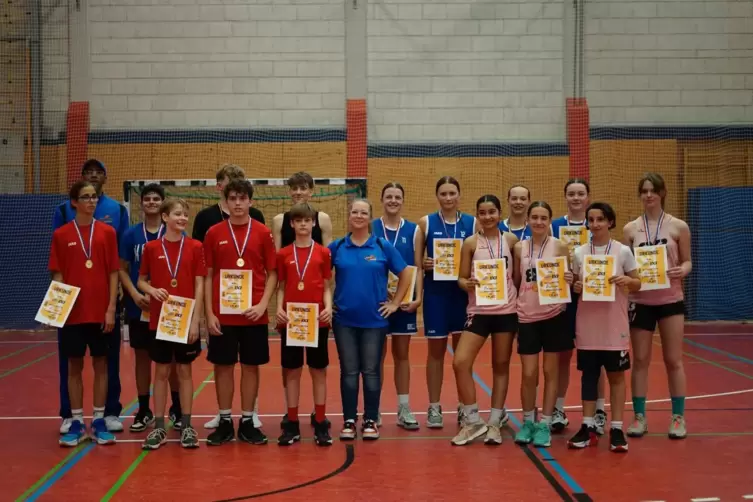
left=567, top=424, right=598, bottom=449
left=609, top=428, right=628, bottom=453
left=170, top=411, right=183, bottom=432
left=278, top=420, right=301, bottom=446
left=594, top=409, right=607, bottom=436
left=311, top=414, right=331, bottom=430
left=550, top=408, right=569, bottom=433
left=130, top=410, right=154, bottom=432
left=314, top=419, right=333, bottom=446
left=238, top=417, right=268, bottom=445
left=207, top=418, right=235, bottom=446
left=280, top=413, right=289, bottom=429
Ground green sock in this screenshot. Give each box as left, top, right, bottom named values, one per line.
left=632, top=396, right=646, bottom=415
left=671, top=397, right=685, bottom=416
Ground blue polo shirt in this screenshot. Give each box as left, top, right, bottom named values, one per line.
left=329, top=235, right=407, bottom=329
left=119, top=223, right=163, bottom=320
left=52, top=193, right=129, bottom=242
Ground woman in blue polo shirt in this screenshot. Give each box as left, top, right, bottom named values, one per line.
left=329, top=199, right=411, bottom=441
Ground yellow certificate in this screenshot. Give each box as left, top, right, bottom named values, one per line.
left=560, top=226, right=589, bottom=261
left=156, top=295, right=196, bottom=344
left=286, top=302, right=319, bottom=348
left=388, top=265, right=417, bottom=305
left=536, top=257, right=571, bottom=305
left=473, top=258, right=508, bottom=306
left=219, top=269, right=252, bottom=314
left=35, top=281, right=81, bottom=328
left=582, top=255, right=615, bottom=302
left=433, top=238, right=462, bottom=281
left=635, top=245, right=670, bottom=291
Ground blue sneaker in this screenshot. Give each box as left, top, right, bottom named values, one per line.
left=91, top=418, right=116, bottom=445
left=59, top=420, right=87, bottom=447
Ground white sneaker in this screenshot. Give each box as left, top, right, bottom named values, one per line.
left=105, top=415, right=124, bottom=432
left=204, top=414, right=221, bottom=429
left=253, top=413, right=262, bottom=428
left=60, top=417, right=74, bottom=434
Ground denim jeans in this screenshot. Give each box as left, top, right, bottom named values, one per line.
left=333, top=322, right=388, bottom=422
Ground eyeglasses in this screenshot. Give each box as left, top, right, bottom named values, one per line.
left=78, top=195, right=99, bottom=202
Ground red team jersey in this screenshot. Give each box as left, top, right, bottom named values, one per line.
left=139, top=237, right=207, bottom=331
left=48, top=221, right=120, bottom=325
left=204, top=219, right=277, bottom=326
left=277, top=243, right=332, bottom=327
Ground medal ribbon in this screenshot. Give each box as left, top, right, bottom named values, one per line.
left=591, top=239, right=613, bottom=256
left=143, top=222, right=164, bottom=243
left=73, top=220, right=95, bottom=262
left=228, top=218, right=252, bottom=261
left=529, top=236, right=548, bottom=270
left=161, top=235, right=185, bottom=282
left=294, top=243, right=315, bottom=283
left=381, top=217, right=404, bottom=246
left=643, top=211, right=665, bottom=246
left=438, top=211, right=460, bottom=239
left=482, top=231, right=503, bottom=260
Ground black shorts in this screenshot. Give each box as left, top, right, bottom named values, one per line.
left=148, top=332, right=202, bottom=365
left=279, top=327, right=330, bottom=370
left=207, top=324, right=270, bottom=366
left=128, top=319, right=155, bottom=350
left=517, top=312, right=575, bottom=355
left=629, top=300, right=685, bottom=332
left=577, top=349, right=631, bottom=373
left=60, top=323, right=112, bottom=358
left=565, top=292, right=579, bottom=339
left=464, top=313, right=518, bottom=338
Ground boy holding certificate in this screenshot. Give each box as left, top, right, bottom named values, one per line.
left=569, top=202, right=641, bottom=453
left=275, top=203, right=334, bottom=446
left=204, top=179, right=278, bottom=446
left=50, top=181, right=120, bottom=447
left=138, top=198, right=205, bottom=450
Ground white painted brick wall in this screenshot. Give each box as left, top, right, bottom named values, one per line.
left=586, top=0, right=753, bottom=124
left=89, top=0, right=345, bottom=129
left=367, top=0, right=565, bottom=142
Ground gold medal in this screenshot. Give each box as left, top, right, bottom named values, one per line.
left=236, top=258, right=245, bottom=267
left=171, top=279, right=178, bottom=287
left=297, top=281, right=305, bottom=291
left=85, top=260, right=93, bottom=269
left=228, top=219, right=252, bottom=271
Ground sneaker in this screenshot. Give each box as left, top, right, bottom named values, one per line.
left=204, top=414, right=221, bottom=429
left=59, top=420, right=86, bottom=447
left=451, top=420, right=487, bottom=446
left=280, top=413, right=289, bottom=429
left=180, top=426, right=200, bottom=449
left=130, top=410, right=155, bottom=433
left=551, top=408, right=569, bottom=433
left=169, top=411, right=183, bottom=432
left=426, top=406, right=443, bottom=429
left=340, top=420, right=357, bottom=440
left=92, top=418, right=117, bottom=445
left=104, top=415, right=123, bottom=433
left=238, top=417, right=267, bottom=445
left=609, top=427, right=628, bottom=452
left=668, top=414, right=687, bottom=439
left=532, top=421, right=552, bottom=447
left=142, top=427, right=168, bottom=450
left=314, top=419, right=333, bottom=446
left=484, top=423, right=502, bottom=445
left=396, top=404, right=420, bottom=430
left=362, top=419, right=380, bottom=440
left=457, top=404, right=465, bottom=425
left=59, top=417, right=74, bottom=435
left=594, top=409, right=607, bottom=435
left=278, top=420, right=301, bottom=446
left=626, top=413, right=647, bottom=438
left=207, top=418, right=235, bottom=446
left=567, top=424, right=598, bottom=449
left=514, top=420, right=536, bottom=445
left=311, top=413, right=331, bottom=430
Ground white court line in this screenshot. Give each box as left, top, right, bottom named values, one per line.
left=743, top=495, right=753, bottom=500
left=691, top=498, right=720, bottom=502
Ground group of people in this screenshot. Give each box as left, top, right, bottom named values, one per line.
left=48, top=160, right=692, bottom=454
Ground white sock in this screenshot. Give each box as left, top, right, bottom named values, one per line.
left=397, top=394, right=409, bottom=406
left=555, top=397, right=565, bottom=411
left=241, top=410, right=253, bottom=422
left=596, top=398, right=606, bottom=411
left=429, top=402, right=441, bottom=411
left=583, top=416, right=595, bottom=427
left=93, top=406, right=105, bottom=420
left=489, top=408, right=505, bottom=425
left=541, top=415, right=553, bottom=425
left=463, top=404, right=480, bottom=424
left=611, top=420, right=623, bottom=430
left=523, top=410, right=536, bottom=423
left=219, top=409, right=232, bottom=420
left=72, top=408, right=84, bottom=423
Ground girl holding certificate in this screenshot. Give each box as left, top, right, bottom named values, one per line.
left=513, top=201, right=574, bottom=448
left=418, top=176, right=477, bottom=429
left=138, top=198, right=206, bottom=450
left=329, top=199, right=411, bottom=441
left=451, top=195, right=519, bottom=446
left=569, top=202, right=641, bottom=452
left=499, top=184, right=533, bottom=241
left=623, top=173, right=692, bottom=440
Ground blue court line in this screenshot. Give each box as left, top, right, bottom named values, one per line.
left=447, top=346, right=587, bottom=495
left=684, top=339, right=753, bottom=366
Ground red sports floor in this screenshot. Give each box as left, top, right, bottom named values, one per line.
left=2, top=329, right=753, bottom=502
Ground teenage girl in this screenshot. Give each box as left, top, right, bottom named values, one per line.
left=623, top=173, right=692, bottom=439
left=500, top=185, right=532, bottom=240
left=451, top=195, right=518, bottom=445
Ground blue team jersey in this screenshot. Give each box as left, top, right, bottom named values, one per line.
left=53, top=194, right=129, bottom=242
left=499, top=218, right=532, bottom=241
left=424, top=211, right=475, bottom=287
left=550, top=215, right=587, bottom=239
left=372, top=217, right=417, bottom=267
left=119, top=223, right=164, bottom=319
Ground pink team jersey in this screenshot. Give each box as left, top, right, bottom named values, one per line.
left=467, top=232, right=517, bottom=315
left=517, top=237, right=566, bottom=323
left=574, top=240, right=634, bottom=351
left=629, top=213, right=684, bottom=306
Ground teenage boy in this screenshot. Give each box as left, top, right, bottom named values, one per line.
left=50, top=180, right=120, bottom=446
left=275, top=203, right=333, bottom=446
left=203, top=179, right=277, bottom=446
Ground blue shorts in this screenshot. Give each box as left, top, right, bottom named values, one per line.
left=388, top=310, right=417, bottom=336
left=423, top=286, right=468, bottom=338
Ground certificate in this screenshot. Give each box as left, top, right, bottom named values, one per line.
left=388, top=265, right=417, bottom=305
left=156, top=295, right=196, bottom=344
left=140, top=309, right=150, bottom=323
left=433, top=238, right=462, bottom=280
left=219, top=269, right=252, bottom=314
left=536, top=257, right=571, bottom=305
left=635, top=245, right=670, bottom=291
left=35, top=281, right=80, bottom=328
left=559, top=226, right=589, bottom=260
left=582, top=255, right=615, bottom=302
left=473, top=258, right=508, bottom=306
left=286, top=302, right=319, bottom=348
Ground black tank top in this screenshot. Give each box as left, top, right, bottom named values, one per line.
left=281, top=211, right=323, bottom=247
